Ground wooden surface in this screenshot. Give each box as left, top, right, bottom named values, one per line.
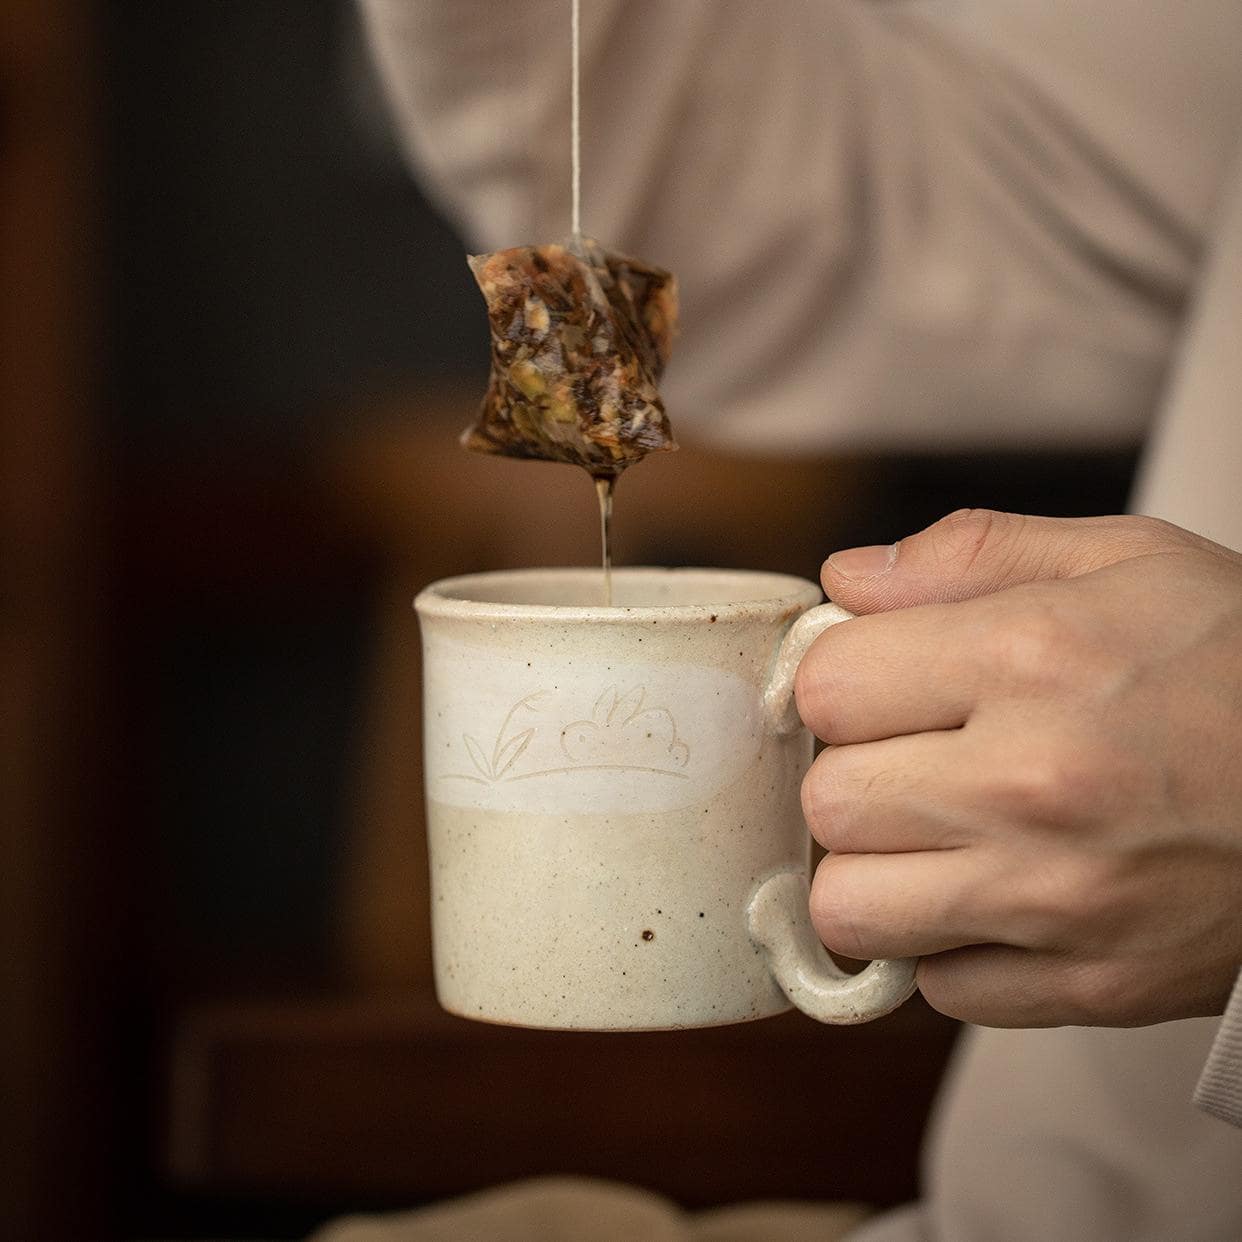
left=0, top=3, right=109, bottom=1238
left=167, top=991, right=960, bottom=1211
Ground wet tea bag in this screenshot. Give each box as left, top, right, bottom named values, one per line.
left=463, top=235, right=678, bottom=476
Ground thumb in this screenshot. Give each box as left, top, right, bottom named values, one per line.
left=822, top=508, right=1184, bottom=614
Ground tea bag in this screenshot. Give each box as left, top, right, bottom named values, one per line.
left=463, top=236, right=678, bottom=475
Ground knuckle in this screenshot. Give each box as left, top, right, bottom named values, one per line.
left=1070, top=515, right=1187, bottom=573
left=936, top=506, right=1000, bottom=549
left=914, top=953, right=999, bottom=1025
left=1118, top=514, right=1183, bottom=557
left=801, top=753, right=855, bottom=851
left=992, top=739, right=1108, bottom=827
left=991, top=591, right=1128, bottom=699
left=926, top=508, right=1014, bottom=574
left=809, top=857, right=871, bottom=960
left=1008, top=855, right=1096, bottom=941
left=1073, top=861, right=1132, bottom=939
left=792, top=657, right=818, bottom=722
left=914, top=956, right=969, bottom=1021
left=991, top=750, right=1071, bottom=824
left=1059, top=959, right=1140, bottom=1025
left=800, top=766, right=829, bottom=844
left=793, top=655, right=827, bottom=733
left=793, top=649, right=846, bottom=743
left=994, top=606, right=1073, bottom=688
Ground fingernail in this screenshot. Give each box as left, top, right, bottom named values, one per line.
left=826, top=543, right=898, bottom=579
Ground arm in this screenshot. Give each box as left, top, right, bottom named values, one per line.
left=357, top=1, right=1236, bottom=453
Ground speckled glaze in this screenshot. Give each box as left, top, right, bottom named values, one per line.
left=415, top=568, right=917, bottom=1031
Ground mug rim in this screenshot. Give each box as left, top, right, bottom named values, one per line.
left=415, top=566, right=822, bottom=622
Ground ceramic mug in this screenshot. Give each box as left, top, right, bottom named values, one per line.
left=415, top=567, right=918, bottom=1030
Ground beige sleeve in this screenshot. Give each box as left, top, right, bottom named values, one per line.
left=357, top=0, right=1240, bottom=454
left=1195, top=969, right=1242, bottom=1128
left=1132, top=144, right=1242, bottom=551
left=1134, top=143, right=1242, bottom=1131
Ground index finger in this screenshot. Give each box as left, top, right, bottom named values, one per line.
left=793, top=599, right=993, bottom=744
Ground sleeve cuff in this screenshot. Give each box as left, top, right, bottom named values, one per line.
left=1194, top=966, right=1242, bottom=1127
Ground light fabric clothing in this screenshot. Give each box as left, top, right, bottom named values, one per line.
left=358, top=2, right=1242, bottom=1238
left=1133, top=139, right=1242, bottom=549
left=360, top=0, right=1240, bottom=457
left=853, top=1019, right=1242, bottom=1242
left=1198, top=971, right=1242, bottom=1129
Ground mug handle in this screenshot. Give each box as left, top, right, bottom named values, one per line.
left=747, top=604, right=920, bottom=1024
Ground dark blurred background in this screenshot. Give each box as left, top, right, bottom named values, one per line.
left=3, top=3, right=1138, bottom=1239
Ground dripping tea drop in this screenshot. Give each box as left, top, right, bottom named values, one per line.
left=594, top=473, right=615, bottom=606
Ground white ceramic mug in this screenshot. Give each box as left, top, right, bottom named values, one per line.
left=415, top=567, right=918, bottom=1030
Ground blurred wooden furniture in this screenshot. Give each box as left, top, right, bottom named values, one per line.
left=1, top=4, right=110, bottom=1239
left=155, top=400, right=962, bottom=1223
left=168, top=991, right=959, bottom=1212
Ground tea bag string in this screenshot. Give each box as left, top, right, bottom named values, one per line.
left=571, top=0, right=582, bottom=242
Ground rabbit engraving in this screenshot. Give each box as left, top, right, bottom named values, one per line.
left=560, top=686, right=690, bottom=770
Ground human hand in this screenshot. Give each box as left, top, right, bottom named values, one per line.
left=796, top=509, right=1242, bottom=1028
